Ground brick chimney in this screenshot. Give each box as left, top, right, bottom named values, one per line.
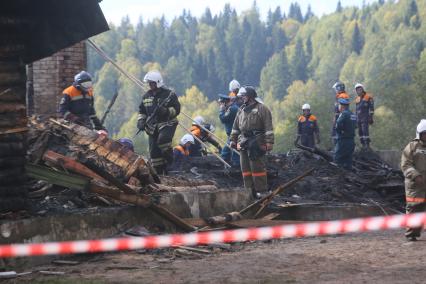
left=30, top=42, right=87, bottom=117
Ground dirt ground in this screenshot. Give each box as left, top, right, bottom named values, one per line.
left=7, top=229, right=425, bottom=284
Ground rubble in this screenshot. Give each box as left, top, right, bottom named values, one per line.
left=173, top=148, right=405, bottom=212
left=3, top=118, right=405, bottom=236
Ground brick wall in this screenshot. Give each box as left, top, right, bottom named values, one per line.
left=32, top=42, right=86, bottom=117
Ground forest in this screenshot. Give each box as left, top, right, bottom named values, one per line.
left=88, top=0, right=426, bottom=154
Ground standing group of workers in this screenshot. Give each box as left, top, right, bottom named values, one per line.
left=295, top=81, right=374, bottom=170
left=59, top=70, right=425, bottom=241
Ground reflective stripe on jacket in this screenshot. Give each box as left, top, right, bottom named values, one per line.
left=401, top=139, right=426, bottom=203
left=59, top=85, right=96, bottom=119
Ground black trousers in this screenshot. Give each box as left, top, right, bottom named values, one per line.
left=148, top=123, right=177, bottom=174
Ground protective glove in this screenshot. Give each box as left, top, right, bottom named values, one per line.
left=91, top=116, right=105, bottom=131
left=414, top=175, right=424, bottom=186
left=368, top=116, right=374, bottom=125
left=137, top=118, right=146, bottom=131
left=217, top=146, right=223, bottom=153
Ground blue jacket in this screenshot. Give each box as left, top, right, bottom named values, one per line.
left=219, top=103, right=239, bottom=136
left=336, top=109, right=356, bottom=139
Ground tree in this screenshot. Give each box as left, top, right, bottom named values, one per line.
left=336, top=1, right=343, bottom=13
left=260, top=50, right=292, bottom=99
left=304, top=5, right=314, bottom=22
left=351, top=22, right=363, bottom=54
left=288, top=3, right=304, bottom=22
left=290, top=38, right=308, bottom=82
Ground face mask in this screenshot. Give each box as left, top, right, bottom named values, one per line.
left=81, top=81, right=93, bottom=89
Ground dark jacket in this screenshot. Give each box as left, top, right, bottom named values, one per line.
left=355, top=93, right=374, bottom=122
left=138, top=87, right=180, bottom=127
left=336, top=109, right=356, bottom=139
left=219, top=102, right=239, bottom=136
left=59, top=85, right=96, bottom=120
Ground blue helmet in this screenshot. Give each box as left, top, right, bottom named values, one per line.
left=218, top=93, right=230, bottom=102
left=338, top=98, right=350, bottom=105
left=333, top=82, right=345, bottom=93
left=74, top=71, right=92, bottom=84
left=118, top=138, right=134, bottom=151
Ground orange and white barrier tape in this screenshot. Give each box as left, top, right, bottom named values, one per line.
left=0, top=213, right=425, bottom=258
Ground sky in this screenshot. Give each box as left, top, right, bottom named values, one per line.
left=100, top=0, right=377, bottom=24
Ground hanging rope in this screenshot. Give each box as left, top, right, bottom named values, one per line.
left=87, top=39, right=238, bottom=166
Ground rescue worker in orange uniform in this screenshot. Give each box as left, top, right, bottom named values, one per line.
left=172, top=134, right=195, bottom=171
left=228, top=79, right=243, bottom=107
left=294, top=103, right=320, bottom=148
left=354, top=83, right=374, bottom=148
left=59, top=71, right=105, bottom=131
left=189, top=116, right=222, bottom=156
left=401, top=119, right=426, bottom=241
left=331, top=82, right=350, bottom=145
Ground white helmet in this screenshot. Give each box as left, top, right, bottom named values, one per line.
left=193, top=115, right=205, bottom=126
left=143, top=70, right=164, bottom=88
left=416, top=119, right=426, bottom=139
left=354, top=83, right=364, bottom=90
left=237, top=86, right=246, bottom=97
left=180, top=134, right=195, bottom=145
left=302, top=103, right=311, bottom=110
left=229, top=79, right=240, bottom=92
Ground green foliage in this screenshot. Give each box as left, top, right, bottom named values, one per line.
left=90, top=0, right=426, bottom=154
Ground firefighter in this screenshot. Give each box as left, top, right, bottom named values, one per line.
left=137, top=70, right=180, bottom=175
left=189, top=116, right=222, bottom=156
left=294, top=103, right=320, bottom=148
left=228, top=79, right=240, bottom=98
left=172, top=134, right=195, bottom=171
left=230, top=86, right=274, bottom=198
left=334, top=98, right=356, bottom=170
left=59, top=71, right=105, bottom=131
left=331, top=82, right=350, bottom=145
left=228, top=79, right=243, bottom=107
left=401, top=119, right=426, bottom=241
left=354, top=83, right=374, bottom=148
left=218, top=93, right=240, bottom=167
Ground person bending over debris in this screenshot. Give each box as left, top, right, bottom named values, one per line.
left=137, top=70, right=180, bottom=175
left=59, top=71, right=106, bottom=131
left=294, top=103, right=320, bottom=149
left=117, top=138, right=134, bottom=152
left=354, top=83, right=374, bottom=149
left=231, top=86, right=274, bottom=198
left=334, top=98, right=356, bottom=170
left=172, top=134, right=195, bottom=171
left=189, top=116, right=222, bottom=157
left=331, top=81, right=350, bottom=145
left=401, top=119, right=426, bottom=242
left=218, top=93, right=240, bottom=167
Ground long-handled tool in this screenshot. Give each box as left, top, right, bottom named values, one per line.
left=87, top=40, right=237, bottom=166
left=180, top=111, right=240, bottom=156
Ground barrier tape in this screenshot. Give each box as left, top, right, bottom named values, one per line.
left=1, top=213, right=425, bottom=258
